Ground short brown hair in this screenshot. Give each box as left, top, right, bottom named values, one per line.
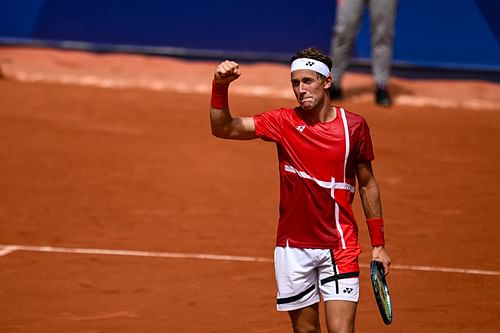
left=290, top=47, right=332, bottom=71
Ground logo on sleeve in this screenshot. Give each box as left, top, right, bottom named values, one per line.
left=296, top=125, right=306, bottom=132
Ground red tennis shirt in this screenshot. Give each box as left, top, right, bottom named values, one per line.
left=253, top=107, right=374, bottom=250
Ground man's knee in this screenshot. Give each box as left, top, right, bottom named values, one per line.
left=288, top=305, right=321, bottom=333
left=292, top=322, right=320, bottom=333
left=327, top=320, right=355, bottom=333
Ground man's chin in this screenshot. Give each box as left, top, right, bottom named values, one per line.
left=300, top=102, right=314, bottom=110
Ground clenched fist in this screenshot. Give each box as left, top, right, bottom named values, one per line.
left=214, top=60, right=241, bottom=85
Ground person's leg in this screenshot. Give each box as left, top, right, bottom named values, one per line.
left=288, top=303, right=321, bottom=333
left=318, top=247, right=361, bottom=333
left=331, top=0, right=366, bottom=88
left=275, top=246, right=322, bottom=331
left=325, top=300, right=357, bottom=333
left=369, top=0, right=397, bottom=105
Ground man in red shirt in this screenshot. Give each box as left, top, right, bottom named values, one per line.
left=210, top=47, right=391, bottom=333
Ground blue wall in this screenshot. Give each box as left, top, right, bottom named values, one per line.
left=1, top=0, right=499, bottom=72
left=356, top=0, right=500, bottom=71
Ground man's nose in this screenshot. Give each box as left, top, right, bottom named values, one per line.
left=298, top=82, right=307, bottom=93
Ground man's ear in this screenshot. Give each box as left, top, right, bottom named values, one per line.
left=324, top=75, right=333, bottom=89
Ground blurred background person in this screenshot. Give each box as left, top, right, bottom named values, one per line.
left=330, top=0, right=398, bottom=107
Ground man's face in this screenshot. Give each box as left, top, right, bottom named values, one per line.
left=290, top=69, right=330, bottom=111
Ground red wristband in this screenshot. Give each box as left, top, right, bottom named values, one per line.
left=211, top=80, right=229, bottom=109
left=366, top=218, right=385, bottom=247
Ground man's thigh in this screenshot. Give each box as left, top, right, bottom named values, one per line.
left=274, top=246, right=321, bottom=311
left=325, top=300, right=357, bottom=333
left=274, top=246, right=361, bottom=311
left=318, top=247, right=361, bottom=303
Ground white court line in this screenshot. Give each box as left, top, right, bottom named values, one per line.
left=1, top=244, right=499, bottom=276
left=0, top=245, right=18, bottom=256
left=388, top=264, right=500, bottom=276
left=0, top=244, right=272, bottom=263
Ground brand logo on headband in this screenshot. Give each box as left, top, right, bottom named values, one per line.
left=291, top=58, right=330, bottom=77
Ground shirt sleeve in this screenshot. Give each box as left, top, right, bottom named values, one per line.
left=252, top=108, right=285, bottom=143
left=354, top=117, right=375, bottom=162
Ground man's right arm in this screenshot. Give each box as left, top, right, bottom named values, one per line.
left=210, top=60, right=256, bottom=140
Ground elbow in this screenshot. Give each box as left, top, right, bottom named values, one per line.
left=211, top=125, right=230, bottom=139
left=210, top=115, right=230, bottom=138
left=211, top=128, right=224, bottom=138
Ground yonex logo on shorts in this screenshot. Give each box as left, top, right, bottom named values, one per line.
left=343, top=287, right=354, bottom=294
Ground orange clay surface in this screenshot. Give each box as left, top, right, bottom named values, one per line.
left=1, top=47, right=500, bottom=332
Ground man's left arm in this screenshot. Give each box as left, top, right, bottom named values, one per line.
left=356, top=161, right=392, bottom=275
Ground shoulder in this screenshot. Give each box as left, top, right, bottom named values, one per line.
left=269, top=107, right=297, bottom=116
left=342, top=108, right=368, bottom=127
left=253, top=107, right=297, bottom=141
left=254, top=107, right=297, bottom=121
left=340, top=108, right=373, bottom=144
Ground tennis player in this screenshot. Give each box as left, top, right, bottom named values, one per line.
left=209, top=47, right=391, bottom=333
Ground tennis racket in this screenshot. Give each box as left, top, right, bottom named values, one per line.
left=370, top=260, right=392, bottom=325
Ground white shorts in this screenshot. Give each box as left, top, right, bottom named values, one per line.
left=274, top=245, right=360, bottom=312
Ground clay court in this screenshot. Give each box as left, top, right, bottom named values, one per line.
left=1, top=47, right=500, bottom=332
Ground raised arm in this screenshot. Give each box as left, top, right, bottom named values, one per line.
left=210, top=60, right=256, bottom=140
left=356, top=161, right=392, bottom=274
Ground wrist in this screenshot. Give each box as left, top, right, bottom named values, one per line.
left=211, top=80, right=229, bottom=109
left=366, top=217, right=385, bottom=247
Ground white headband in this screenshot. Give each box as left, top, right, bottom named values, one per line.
left=290, top=58, right=330, bottom=77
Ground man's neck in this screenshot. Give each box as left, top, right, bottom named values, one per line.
left=301, top=98, right=336, bottom=124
